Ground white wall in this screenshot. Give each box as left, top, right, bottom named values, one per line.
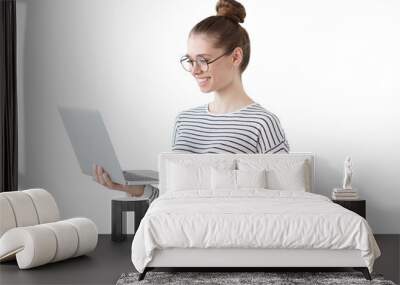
left=16, top=0, right=400, bottom=234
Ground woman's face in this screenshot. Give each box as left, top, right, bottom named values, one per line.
left=186, top=33, right=242, bottom=93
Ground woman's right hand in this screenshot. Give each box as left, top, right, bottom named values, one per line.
left=92, top=164, right=145, bottom=197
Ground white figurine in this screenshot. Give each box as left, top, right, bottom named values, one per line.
left=342, top=156, right=353, bottom=190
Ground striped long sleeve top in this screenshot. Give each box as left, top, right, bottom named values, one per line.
left=171, top=102, right=290, bottom=154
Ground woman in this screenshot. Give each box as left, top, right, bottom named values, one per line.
left=93, top=0, right=290, bottom=196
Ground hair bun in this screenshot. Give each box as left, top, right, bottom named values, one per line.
left=216, top=0, right=246, bottom=24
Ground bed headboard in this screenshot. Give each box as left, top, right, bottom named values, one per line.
left=157, top=152, right=315, bottom=196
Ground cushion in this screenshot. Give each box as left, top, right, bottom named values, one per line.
left=23, top=188, right=60, bottom=224
left=211, top=168, right=236, bottom=190
left=237, top=158, right=311, bottom=192
left=211, top=168, right=268, bottom=191
left=42, top=221, right=79, bottom=262
left=166, top=159, right=235, bottom=192
left=0, top=196, right=16, bottom=237
left=236, top=169, right=267, bottom=189
left=0, top=191, right=39, bottom=227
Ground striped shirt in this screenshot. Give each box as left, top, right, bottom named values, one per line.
left=171, top=102, right=290, bottom=154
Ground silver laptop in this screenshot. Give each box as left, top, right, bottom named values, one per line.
left=58, top=106, right=158, bottom=185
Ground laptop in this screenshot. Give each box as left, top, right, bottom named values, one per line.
left=58, top=106, right=159, bottom=186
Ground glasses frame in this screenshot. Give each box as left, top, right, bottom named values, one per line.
left=180, top=47, right=236, bottom=72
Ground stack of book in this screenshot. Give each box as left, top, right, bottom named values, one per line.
left=332, top=188, right=359, bottom=200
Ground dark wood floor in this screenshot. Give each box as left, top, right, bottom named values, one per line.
left=0, top=234, right=398, bottom=285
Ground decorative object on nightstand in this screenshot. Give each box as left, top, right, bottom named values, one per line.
left=342, top=156, right=353, bottom=190
left=332, top=199, right=366, bottom=219
left=331, top=156, right=365, bottom=218
left=111, top=184, right=159, bottom=242
left=331, top=156, right=359, bottom=200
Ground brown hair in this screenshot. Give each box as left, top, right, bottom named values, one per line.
left=189, top=0, right=250, bottom=74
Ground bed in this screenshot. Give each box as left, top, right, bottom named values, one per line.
left=131, top=152, right=381, bottom=281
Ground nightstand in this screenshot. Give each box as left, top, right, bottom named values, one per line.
left=111, top=196, right=149, bottom=242
left=332, top=199, right=366, bottom=219
left=111, top=184, right=159, bottom=242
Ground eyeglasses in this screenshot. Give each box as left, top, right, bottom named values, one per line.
left=180, top=48, right=235, bottom=72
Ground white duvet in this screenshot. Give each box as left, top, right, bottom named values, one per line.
left=131, top=189, right=381, bottom=273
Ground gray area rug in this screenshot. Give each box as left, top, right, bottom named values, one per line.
left=116, top=271, right=396, bottom=285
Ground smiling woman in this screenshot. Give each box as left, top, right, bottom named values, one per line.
left=173, top=0, right=290, bottom=154
left=92, top=0, right=290, bottom=196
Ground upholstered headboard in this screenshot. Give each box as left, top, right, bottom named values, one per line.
left=158, top=152, right=315, bottom=196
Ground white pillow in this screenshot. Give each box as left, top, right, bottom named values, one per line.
left=211, top=168, right=236, bottom=190
left=166, top=159, right=235, bottom=192
left=236, top=169, right=267, bottom=189
left=210, top=168, right=268, bottom=191
left=167, top=162, right=208, bottom=191
left=237, top=158, right=311, bottom=192
left=266, top=162, right=307, bottom=191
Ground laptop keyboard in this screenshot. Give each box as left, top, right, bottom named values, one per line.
left=123, top=171, right=158, bottom=181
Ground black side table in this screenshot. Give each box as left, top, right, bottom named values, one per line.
left=332, top=199, right=366, bottom=219
left=111, top=196, right=149, bottom=242
left=111, top=184, right=159, bottom=242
